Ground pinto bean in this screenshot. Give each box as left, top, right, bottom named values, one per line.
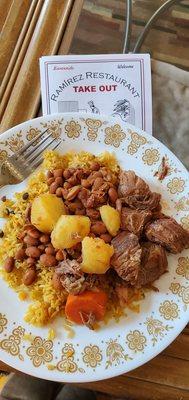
left=49, top=181, right=59, bottom=194
left=66, top=201, right=82, bottom=213
left=72, top=198, right=83, bottom=209
left=100, top=233, right=112, bottom=243
left=81, top=179, right=91, bottom=188
left=53, top=169, right=63, bottom=178
left=4, top=257, right=15, bottom=272
left=55, top=176, right=63, bottom=186
left=78, top=188, right=90, bottom=208
left=90, top=161, right=100, bottom=171
left=63, top=170, right=71, bottom=179
left=74, top=169, right=84, bottom=181
left=83, top=168, right=91, bottom=177
left=101, top=167, right=108, bottom=177
left=40, top=254, right=57, bottom=267
left=64, top=182, right=72, bottom=190
left=27, top=257, right=36, bottom=265
left=38, top=244, right=46, bottom=252
left=52, top=272, right=62, bottom=290
left=15, top=248, right=26, bottom=261
left=86, top=208, right=100, bottom=220
left=116, top=198, right=122, bottom=213
left=24, top=235, right=39, bottom=246
left=105, top=173, right=112, bottom=182
left=75, top=209, right=86, bottom=215
left=56, top=187, right=63, bottom=197
left=63, top=168, right=75, bottom=179
left=61, top=188, right=68, bottom=200
left=17, top=231, right=26, bottom=241
left=23, top=268, right=36, bottom=286
left=25, top=246, right=41, bottom=258
left=27, top=228, right=40, bottom=239
left=89, top=232, right=96, bottom=238
left=23, top=223, right=34, bottom=232
left=56, top=249, right=66, bottom=261
left=47, top=177, right=55, bottom=186
left=92, top=177, right=104, bottom=191
left=88, top=171, right=102, bottom=183
left=45, top=245, right=56, bottom=255
left=47, top=170, right=53, bottom=179
left=67, top=175, right=78, bottom=186
left=91, top=222, right=107, bottom=235
left=108, top=187, right=118, bottom=203
left=40, top=234, right=50, bottom=244
left=66, top=185, right=81, bottom=201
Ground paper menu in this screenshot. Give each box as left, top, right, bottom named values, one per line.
left=40, top=54, right=152, bottom=134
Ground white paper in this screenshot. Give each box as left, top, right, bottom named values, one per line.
left=40, top=54, right=152, bottom=134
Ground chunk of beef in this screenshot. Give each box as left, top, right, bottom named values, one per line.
left=56, top=260, right=86, bottom=294
left=111, top=231, right=142, bottom=285
left=118, top=170, right=149, bottom=198
left=118, top=170, right=161, bottom=211
left=154, top=157, right=169, bottom=181
left=85, top=274, right=108, bottom=290
left=145, top=217, right=189, bottom=254
left=61, top=274, right=86, bottom=295
left=135, top=242, right=168, bottom=288
left=151, top=210, right=165, bottom=221
left=56, top=259, right=82, bottom=276
left=121, top=207, right=152, bottom=236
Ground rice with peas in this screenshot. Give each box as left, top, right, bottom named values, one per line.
left=0, top=150, right=143, bottom=327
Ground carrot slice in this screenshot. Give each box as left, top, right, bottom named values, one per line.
left=65, top=290, right=108, bottom=325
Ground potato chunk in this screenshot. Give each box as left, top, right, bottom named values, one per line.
left=100, top=205, right=120, bottom=236
left=81, top=236, right=114, bottom=274
left=51, top=215, right=90, bottom=249
left=31, top=193, right=66, bottom=233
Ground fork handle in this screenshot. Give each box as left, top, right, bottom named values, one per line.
left=0, top=176, right=9, bottom=188
left=0, top=164, right=11, bottom=188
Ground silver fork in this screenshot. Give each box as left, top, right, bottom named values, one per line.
left=0, top=129, right=61, bottom=188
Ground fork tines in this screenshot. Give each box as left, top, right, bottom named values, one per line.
left=18, top=127, right=61, bottom=168
left=18, top=127, right=61, bottom=169
left=18, top=128, right=49, bottom=155
left=29, top=135, right=61, bottom=165
left=32, top=139, right=61, bottom=169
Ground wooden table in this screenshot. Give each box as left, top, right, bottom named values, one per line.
left=0, top=1, right=189, bottom=399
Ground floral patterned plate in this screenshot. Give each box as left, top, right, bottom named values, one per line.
left=0, top=113, right=189, bottom=382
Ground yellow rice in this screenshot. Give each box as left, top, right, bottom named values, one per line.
left=0, top=150, right=142, bottom=327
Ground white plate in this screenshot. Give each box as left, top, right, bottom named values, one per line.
left=0, top=113, right=189, bottom=382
